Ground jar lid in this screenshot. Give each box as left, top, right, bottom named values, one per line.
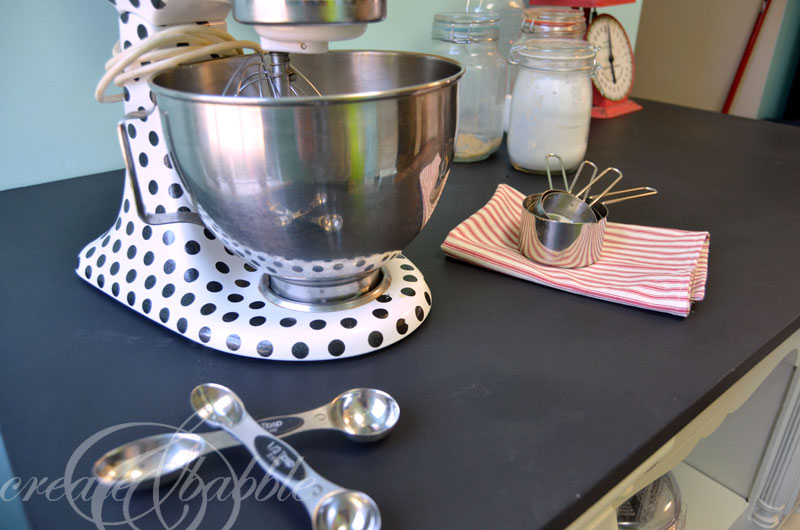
left=510, top=38, right=596, bottom=71
left=521, top=7, right=586, bottom=37
left=432, top=13, right=500, bottom=43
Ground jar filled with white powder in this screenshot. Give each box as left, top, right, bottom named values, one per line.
left=507, top=39, right=596, bottom=173
left=432, top=13, right=507, bottom=162
left=507, top=8, right=586, bottom=94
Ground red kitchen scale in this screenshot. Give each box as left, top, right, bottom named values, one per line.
left=534, top=0, right=642, bottom=119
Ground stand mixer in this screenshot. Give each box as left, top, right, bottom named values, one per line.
left=76, top=0, right=463, bottom=361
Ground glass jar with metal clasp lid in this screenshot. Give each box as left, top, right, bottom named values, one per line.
left=506, top=38, right=597, bottom=173
left=519, top=7, right=586, bottom=40
left=507, top=8, right=586, bottom=94
left=431, top=13, right=507, bottom=163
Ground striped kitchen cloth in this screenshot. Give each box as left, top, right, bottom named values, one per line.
left=441, top=184, right=710, bottom=317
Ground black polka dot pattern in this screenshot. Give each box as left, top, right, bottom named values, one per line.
left=226, top=334, right=241, bottom=351
left=328, top=340, right=345, bottom=356
left=77, top=146, right=431, bottom=360
left=368, top=331, right=383, bottom=348
left=185, top=241, right=200, bottom=255
left=292, top=343, right=309, bottom=359
left=257, top=340, right=273, bottom=357
left=396, top=319, right=408, bottom=334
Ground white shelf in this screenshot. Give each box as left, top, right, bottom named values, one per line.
left=671, top=462, right=748, bottom=530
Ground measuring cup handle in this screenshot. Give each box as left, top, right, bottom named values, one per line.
left=545, top=153, right=568, bottom=190
left=590, top=187, right=658, bottom=205
left=569, top=160, right=599, bottom=195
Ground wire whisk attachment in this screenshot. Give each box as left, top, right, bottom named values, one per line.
left=222, top=52, right=321, bottom=98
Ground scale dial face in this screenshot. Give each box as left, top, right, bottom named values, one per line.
left=585, top=14, right=634, bottom=102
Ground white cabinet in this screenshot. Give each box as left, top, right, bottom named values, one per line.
left=680, top=348, right=800, bottom=530
left=568, top=327, right=800, bottom=530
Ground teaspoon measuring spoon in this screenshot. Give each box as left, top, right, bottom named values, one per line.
left=191, top=383, right=381, bottom=530
left=93, top=388, right=399, bottom=489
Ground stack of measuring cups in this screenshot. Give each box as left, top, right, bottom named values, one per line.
left=518, top=154, right=657, bottom=268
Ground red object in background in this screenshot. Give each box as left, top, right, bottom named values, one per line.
left=530, top=0, right=642, bottom=118
left=722, top=0, right=773, bottom=114
left=591, top=93, right=642, bottom=118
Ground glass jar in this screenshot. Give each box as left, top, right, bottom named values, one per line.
left=432, top=13, right=507, bottom=163
left=519, top=7, right=586, bottom=40
left=506, top=39, right=597, bottom=173
left=446, top=0, right=525, bottom=58
left=507, top=8, right=586, bottom=94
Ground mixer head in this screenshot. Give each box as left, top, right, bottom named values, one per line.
left=228, top=0, right=387, bottom=97
left=233, top=0, right=387, bottom=54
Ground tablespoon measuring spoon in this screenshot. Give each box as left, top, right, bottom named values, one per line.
left=191, top=383, right=381, bottom=530
left=93, top=388, right=399, bottom=488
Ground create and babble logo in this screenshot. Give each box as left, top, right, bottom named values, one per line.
left=0, top=416, right=313, bottom=529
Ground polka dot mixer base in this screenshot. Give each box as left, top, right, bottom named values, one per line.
left=76, top=192, right=431, bottom=361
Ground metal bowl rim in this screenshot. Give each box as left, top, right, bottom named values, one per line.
left=149, top=50, right=465, bottom=107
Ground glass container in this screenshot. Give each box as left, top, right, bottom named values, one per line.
left=432, top=13, right=507, bottom=162
left=519, top=7, right=586, bottom=40
left=507, top=8, right=586, bottom=94
left=506, top=38, right=597, bottom=173
left=446, top=0, right=525, bottom=58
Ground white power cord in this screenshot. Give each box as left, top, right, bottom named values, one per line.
left=96, top=24, right=262, bottom=103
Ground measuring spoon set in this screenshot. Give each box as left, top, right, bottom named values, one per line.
left=93, top=385, right=399, bottom=530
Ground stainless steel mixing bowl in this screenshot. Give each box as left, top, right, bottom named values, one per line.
left=149, top=51, right=463, bottom=306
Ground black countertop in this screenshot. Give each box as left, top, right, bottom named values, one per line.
left=2, top=100, right=800, bottom=530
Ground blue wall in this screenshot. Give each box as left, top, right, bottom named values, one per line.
left=0, top=1, right=641, bottom=192
left=759, top=0, right=800, bottom=119
left=0, top=3, right=122, bottom=192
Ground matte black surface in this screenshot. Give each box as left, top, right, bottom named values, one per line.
left=1, top=100, right=800, bottom=529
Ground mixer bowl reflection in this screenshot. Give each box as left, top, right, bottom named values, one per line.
left=149, top=51, right=463, bottom=307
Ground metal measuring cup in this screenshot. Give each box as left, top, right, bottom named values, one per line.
left=533, top=156, right=598, bottom=220
left=518, top=186, right=658, bottom=268
left=540, top=167, right=623, bottom=224
left=519, top=192, right=606, bottom=268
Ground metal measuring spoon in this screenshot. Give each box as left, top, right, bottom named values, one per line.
left=191, top=383, right=381, bottom=530
left=93, top=388, right=399, bottom=488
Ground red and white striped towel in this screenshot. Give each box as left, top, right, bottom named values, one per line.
left=441, top=184, right=710, bottom=317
